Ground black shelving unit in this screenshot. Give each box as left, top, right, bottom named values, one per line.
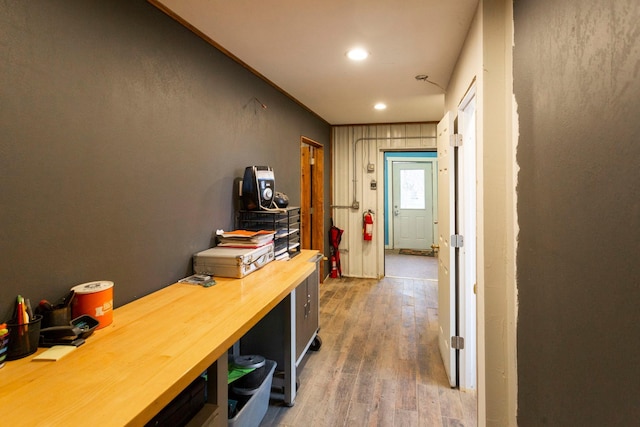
left=237, top=207, right=301, bottom=260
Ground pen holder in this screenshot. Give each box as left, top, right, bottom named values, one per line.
left=42, top=306, right=71, bottom=328
left=6, top=315, right=42, bottom=360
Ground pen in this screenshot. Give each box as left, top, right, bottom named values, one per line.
left=16, top=295, right=24, bottom=325
left=16, top=295, right=30, bottom=334
left=24, top=300, right=29, bottom=324
left=26, top=298, right=34, bottom=320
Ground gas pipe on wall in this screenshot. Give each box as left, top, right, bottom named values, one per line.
left=363, top=210, right=374, bottom=241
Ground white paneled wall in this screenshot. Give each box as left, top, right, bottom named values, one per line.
left=331, top=123, right=437, bottom=278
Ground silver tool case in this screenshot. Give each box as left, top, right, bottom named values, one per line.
left=193, top=244, right=274, bottom=278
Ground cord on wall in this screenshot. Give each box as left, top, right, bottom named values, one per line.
left=243, top=97, right=268, bottom=114
left=415, top=74, right=446, bottom=93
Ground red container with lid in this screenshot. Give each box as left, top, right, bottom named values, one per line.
left=71, top=281, right=114, bottom=329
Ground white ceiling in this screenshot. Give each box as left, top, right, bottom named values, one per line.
left=150, top=0, right=478, bottom=125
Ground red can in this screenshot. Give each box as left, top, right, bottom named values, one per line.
left=71, top=281, right=114, bottom=329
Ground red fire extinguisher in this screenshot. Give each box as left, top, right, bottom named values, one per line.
left=363, top=210, right=374, bottom=241
left=330, top=254, right=338, bottom=278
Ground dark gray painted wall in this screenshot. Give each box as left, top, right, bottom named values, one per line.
left=0, top=1, right=330, bottom=318
left=514, top=1, right=640, bottom=425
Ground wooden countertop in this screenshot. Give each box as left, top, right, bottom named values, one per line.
left=0, top=250, right=318, bottom=426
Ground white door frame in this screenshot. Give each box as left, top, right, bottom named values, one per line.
left=437, top=84, right=478, bottom=391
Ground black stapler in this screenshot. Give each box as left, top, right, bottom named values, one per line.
left=39, top=314, right=99, bottom=347
left=40, top=325, right=85, bottom=347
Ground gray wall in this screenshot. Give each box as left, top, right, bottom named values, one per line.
left=0, top=1, right=330, bottom=317
left=514, top=0, right=640, bottom=425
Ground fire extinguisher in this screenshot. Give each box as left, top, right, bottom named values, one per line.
left=330, top=254, right=338, bottom=278
left=363, top=210, right=374, bottom=241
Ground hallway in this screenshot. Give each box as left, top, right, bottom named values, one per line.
left=261, top=253, right=477, bottom=426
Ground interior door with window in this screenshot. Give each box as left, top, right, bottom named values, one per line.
left=392, top=161, right=434, bottom=250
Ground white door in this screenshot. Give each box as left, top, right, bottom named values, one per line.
left=437, top=113, right=457, bottom=387
left=392, top=161, right=434, bottom=250
left=457, top=87, right=477, bottom=390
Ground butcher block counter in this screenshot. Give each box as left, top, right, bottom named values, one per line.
left=0, top=249, right=319, bottom=426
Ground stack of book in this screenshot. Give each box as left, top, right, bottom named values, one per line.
left=217, top=230, right=275, bottom=248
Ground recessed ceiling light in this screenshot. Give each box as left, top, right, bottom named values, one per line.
left=346, top=48, right=369, bottom=61
left=374, top=103, right=387, bottom=110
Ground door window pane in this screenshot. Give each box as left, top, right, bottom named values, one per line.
left=400, top=169, right=425, bottom=209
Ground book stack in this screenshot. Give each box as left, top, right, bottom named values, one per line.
left=217, top=230, right=275, bottom=248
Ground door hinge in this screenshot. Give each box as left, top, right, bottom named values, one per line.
left=451, top=234, right=464, bottom=248
left=450, top=133, right=463, bottom=147
left=451, top=336, right=465, bottom=350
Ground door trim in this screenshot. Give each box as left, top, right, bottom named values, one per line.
left=384, top=152, right=438, bottom=250
left=300, top=136, right=325, bottom=279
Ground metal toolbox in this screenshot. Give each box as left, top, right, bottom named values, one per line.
left=193, top=244, right=274, bottom=278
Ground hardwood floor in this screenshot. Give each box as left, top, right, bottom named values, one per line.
left=260, top=254, right=477, bottom=427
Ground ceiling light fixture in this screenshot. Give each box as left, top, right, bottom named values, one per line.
left=347, top=48, right=369, bottom=61
left=374, top=103, right=387, bottom=110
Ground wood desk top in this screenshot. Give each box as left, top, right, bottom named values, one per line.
left=0, top=250, right=318, bottom=426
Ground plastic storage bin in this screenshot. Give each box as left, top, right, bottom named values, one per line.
left=228, top=359, right=276, bottom=427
